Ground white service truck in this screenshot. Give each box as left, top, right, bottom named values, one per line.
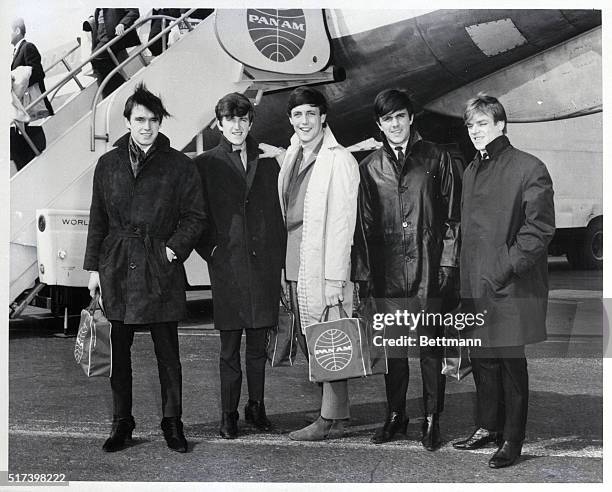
left=507, top=112, right=603, bottom=270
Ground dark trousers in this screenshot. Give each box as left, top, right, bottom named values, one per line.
left=385, top=322, right=446, bottom=416
left=219, top=328, right=268, bottom=413
left=10, top=125, right=46, bottom=170
left=471, top=345, right=528, bottom=442
left=91, top=53, right=127, bottom=98
left=110, top=320, right=182, bottom=419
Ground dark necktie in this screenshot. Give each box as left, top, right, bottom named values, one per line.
left=233, top=147, right=246, bottom=170
left=395, top=146, right=405, bottom=165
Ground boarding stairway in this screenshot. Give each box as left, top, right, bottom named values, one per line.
left=10, top=9, right=337, bottom=315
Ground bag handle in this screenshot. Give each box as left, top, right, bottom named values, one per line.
left=318, top=300, right=349, bottom=322
left=280, top=289, right=291, bottom=310
left=87, top=292, right=108, bottom=318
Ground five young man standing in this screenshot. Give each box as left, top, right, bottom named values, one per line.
left=85, top=84, right=553, bottom=469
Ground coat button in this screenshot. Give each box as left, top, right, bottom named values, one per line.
left=251, top=251, right=257, bottom=257
left=129, top=262, right=136, bottom=269
left=402, top=221, right=408, bottom=228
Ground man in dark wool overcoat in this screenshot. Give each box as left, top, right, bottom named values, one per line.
left=84, top=83, right=205, bottom=453
left=453, top=93, right=555, bottom=469
left=194, top=93, right=285, bottom=439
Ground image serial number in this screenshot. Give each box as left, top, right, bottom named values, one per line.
left=7, top=473, right=67, bottom=482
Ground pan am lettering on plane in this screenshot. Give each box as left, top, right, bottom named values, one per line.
left=248, top=14, right=305, bottom=32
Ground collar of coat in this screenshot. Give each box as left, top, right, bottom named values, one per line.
left=483, top=134, right=511, bottom=159
left=381, top=129, right=423, bottom=159
left=288, top=125, right=340, bottom=153
left=113, top=132, right=172, bottom=153
left=218, top=134, right=261, bottom=161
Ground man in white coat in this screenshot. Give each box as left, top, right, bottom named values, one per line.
left=278, top=86, right=360, bottom=440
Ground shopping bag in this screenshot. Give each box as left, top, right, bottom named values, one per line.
left=305, top=302, right=369, bottom=382
left=21, top=83, right=50, bottom=121
left=354, top=295, right=388, bottom=376
left=74, top=294, right=113, bottom=377
left=441, top=324, right=472, bottom=381
left=266, top=294, right=297, bottom=367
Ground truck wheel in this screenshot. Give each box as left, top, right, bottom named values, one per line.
left=582, top=217, right=603, bottom=270
left=567, top=218, right=602, bottom=270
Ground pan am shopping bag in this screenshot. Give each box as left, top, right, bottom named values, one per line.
left=266, top=293, right=297, bottom=367
left=305, top=302, right=369, bottom=382
left=74, top=294, right=113, bottom=377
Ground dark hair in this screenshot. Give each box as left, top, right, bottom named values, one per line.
left=373, top=89, right=414, bottom=120
left=286, top=86, right=328, bottom=116
left=123, top=82, right=170, bottom=123
left=215, top=92, right=254, bottom=123
left=463, top=92, right=507, bottom=134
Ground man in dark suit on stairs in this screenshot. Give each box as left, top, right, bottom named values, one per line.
left=10, top=17, right=53, bottom=170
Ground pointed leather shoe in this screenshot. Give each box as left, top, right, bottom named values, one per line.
left=453, top=427, right=503, bottom=450
left=161, top=417, right=188, bottom=453
left=371, top=412, right=408, bottom=444
left=244, top=400, right=272, bottom=431
left=421, top=413, right=442, bottom=451
left=288, top=416, right=345, bottom=441
left=102, top=416, right=135, bottom=452
left=219, top=411, right=239, bottom=439
left=489, top=441, right=523, bottom=468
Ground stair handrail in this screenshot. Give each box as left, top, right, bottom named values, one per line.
left=43, top=38, right=86, bottom=100
left=10, top=10, right=200, bottom=157
left=89, top=8, right=200, bottom=151
left=17, top=11, right=198, bottom=123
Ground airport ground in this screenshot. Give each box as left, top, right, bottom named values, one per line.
left=6, top=257, right=603, bottom=485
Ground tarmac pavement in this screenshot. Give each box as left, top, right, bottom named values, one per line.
left=6, top=259, right=604, bottom=485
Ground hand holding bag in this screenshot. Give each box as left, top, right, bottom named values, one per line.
left=74, top=294, right=113, bottom=377
left=305, top=302, right=369, bottom=382
left=354, top=295, right=388, bottom=376
left=441, top=324, right=472, bottom=381
left=21, top=83, right=50, bottom=121
left=266, top=293, right=297, bottom=367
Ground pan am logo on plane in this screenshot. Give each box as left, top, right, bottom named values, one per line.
left=247, top=9, right=306, bottom=63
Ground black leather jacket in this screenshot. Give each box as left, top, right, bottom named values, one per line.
left=351, top=132, right=460, bottom=302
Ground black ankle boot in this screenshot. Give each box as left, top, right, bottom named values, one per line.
left=161, top=417, right=188, bottom=453
left=102, top=416, right=135, bottom=452
left=219, top=411, right=239, bottom=439
left=421, top=413, right=442, bottom=451
left=244, top=400, right=272, bottom=431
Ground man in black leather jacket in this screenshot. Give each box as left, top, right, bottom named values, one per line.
left=352, top=89, right=460, bottom=450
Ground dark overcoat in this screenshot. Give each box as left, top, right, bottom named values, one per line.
left=460, top=135, right=555, bottom=347
left=352, top=132, right=461, bottom=312
left=84, top=8, right=141, bottom=53
left=11, top=40, right=54, bottom=115
left=194, top=136, right=285, bottom=331
left=83, top=133, right=205, bottom=324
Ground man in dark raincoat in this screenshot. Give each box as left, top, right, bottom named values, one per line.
left=84, top=83, right=205, bottom=453
left=352, top=89, right=460, bottom=450
left=452, top=94, right=554, bottom=468
left=195, top=93, right=285, bottom=439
